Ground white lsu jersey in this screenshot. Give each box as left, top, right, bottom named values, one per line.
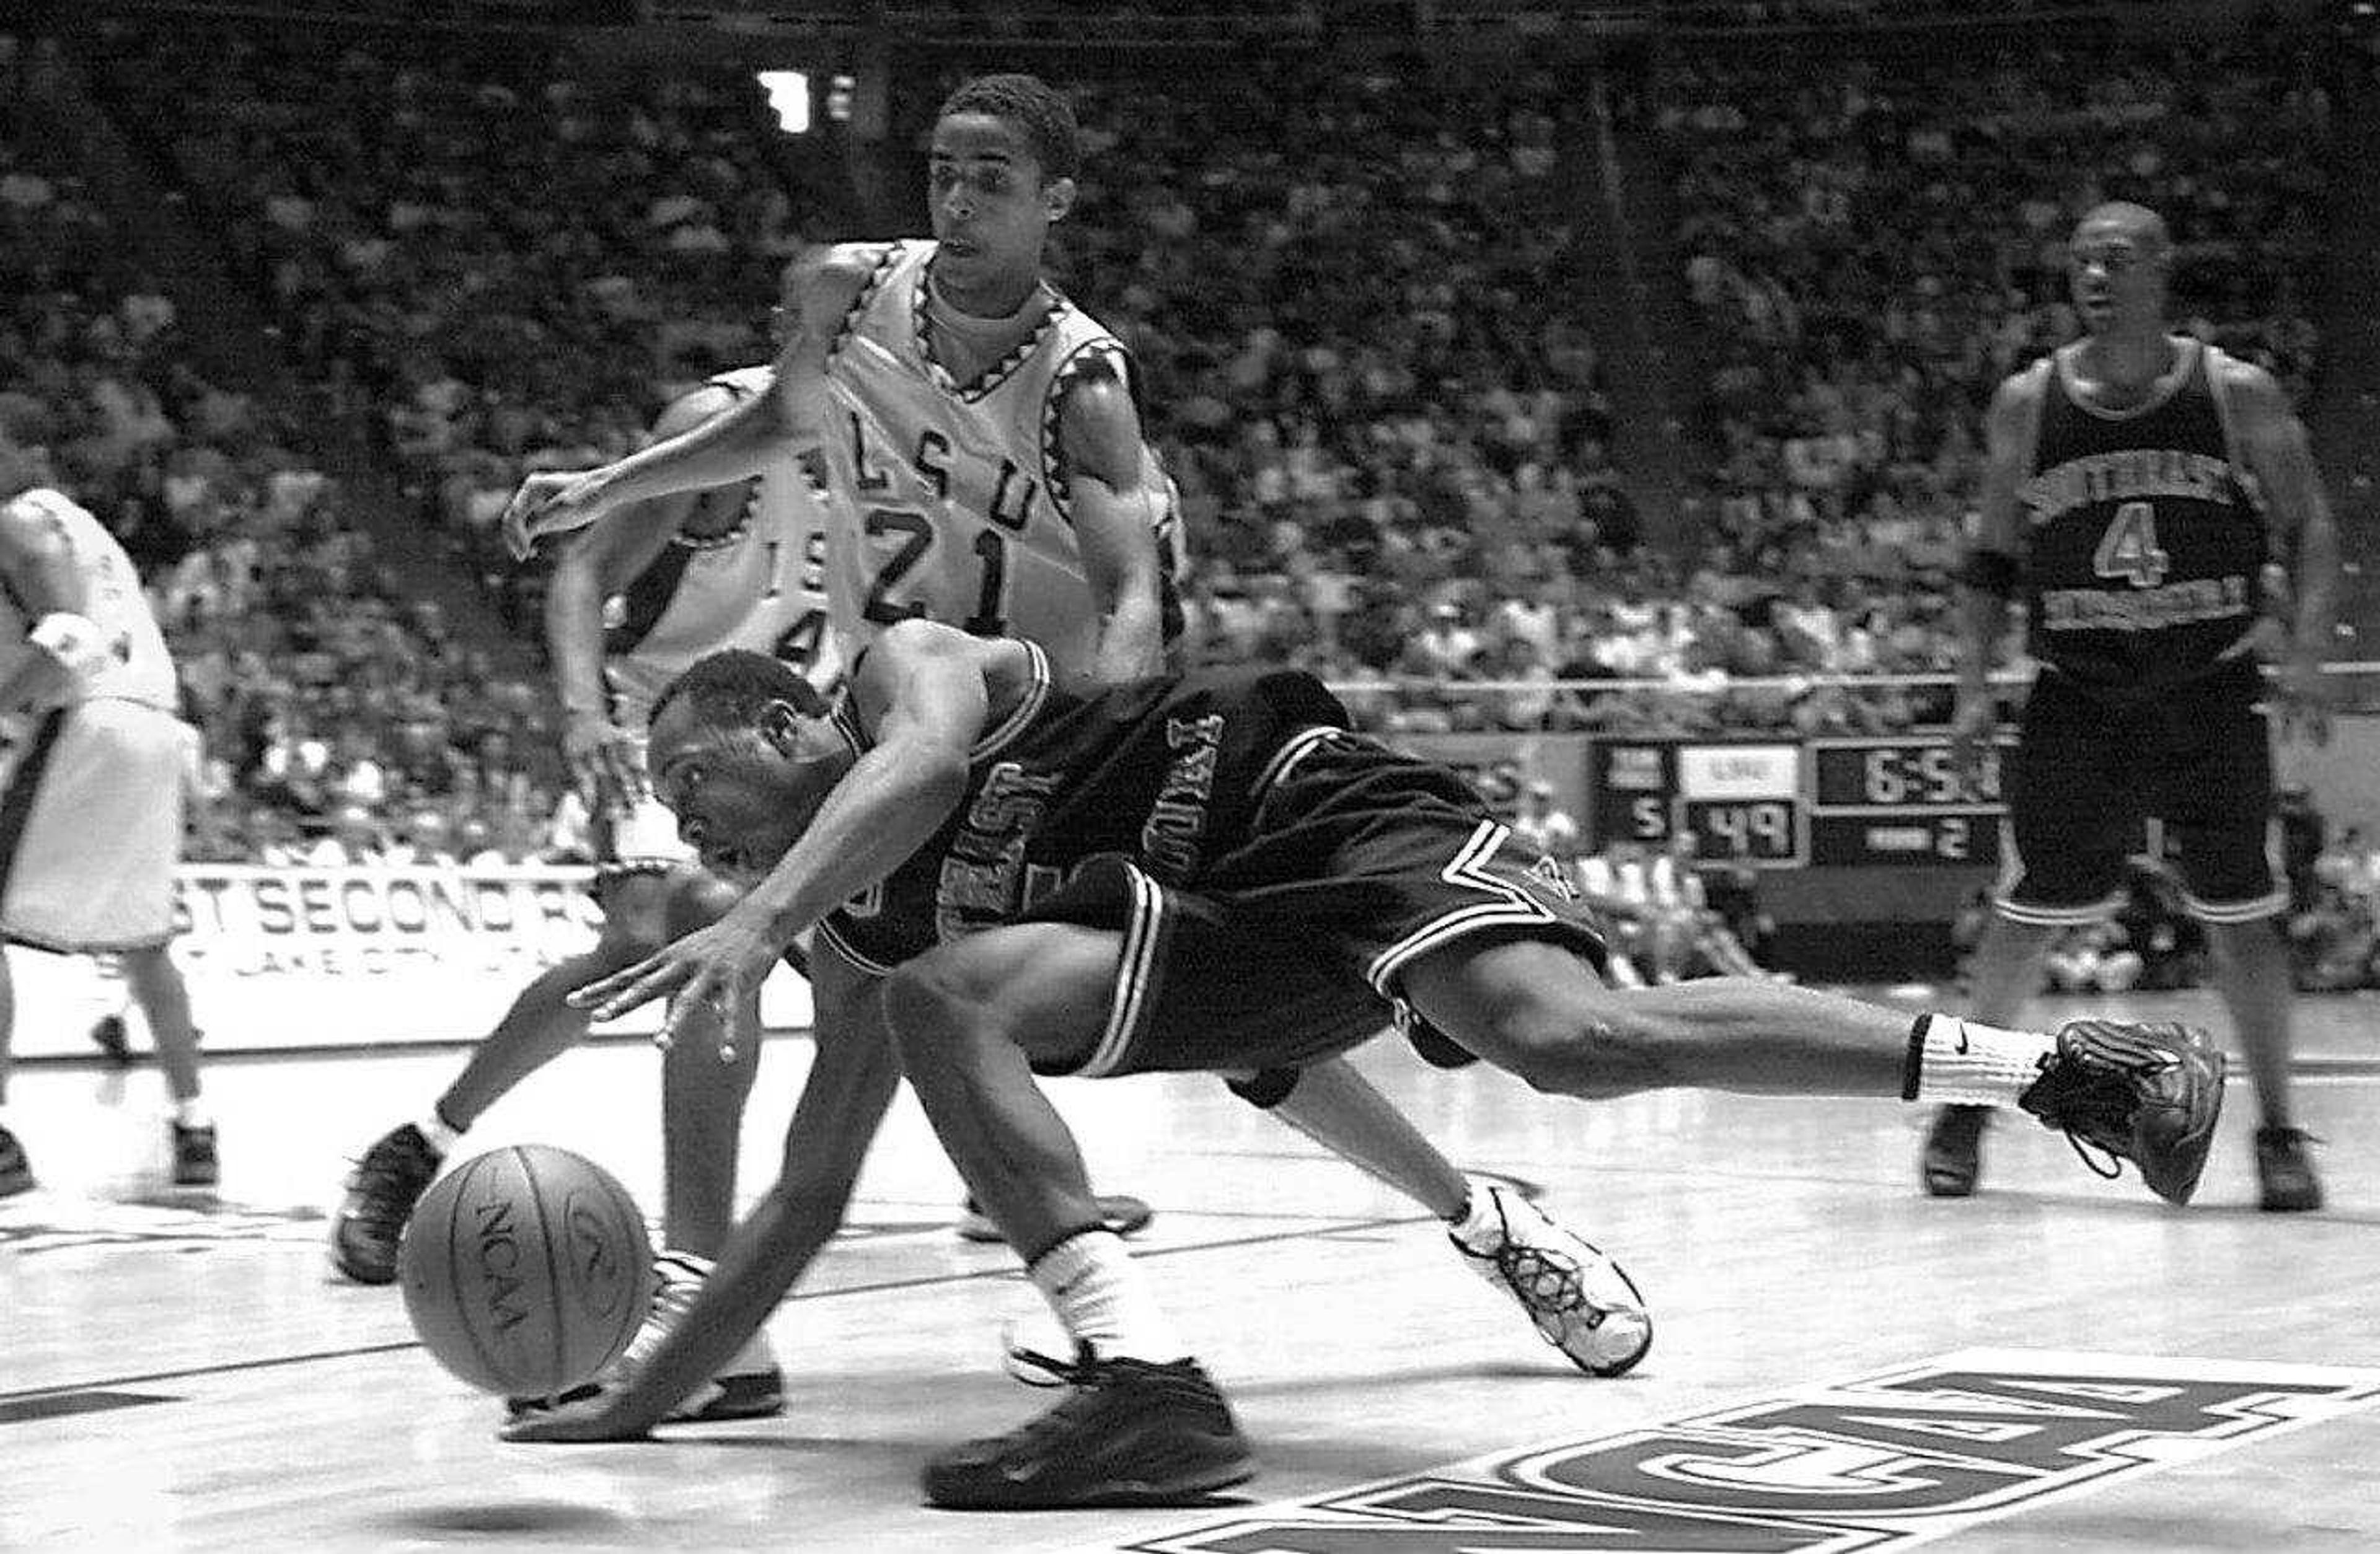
left=821, top=239, right=1179, bottom=677
left=0, top=488, right=178, bottom=712
left=602, top=367, right=844, bottom=726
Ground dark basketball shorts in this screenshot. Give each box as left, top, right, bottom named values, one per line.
left=1015, top=727, right=1608, bottom=1080
left=1997, top=659, right=2282, bottom=926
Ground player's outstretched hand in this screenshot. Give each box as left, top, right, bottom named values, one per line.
left=500, top=1395, right=651, bottom=1444
left=563, top=711, right=644, bottom=814
left=501, top=468, right=614, bottom=563
left=567, top=903, right=785, bottom=1061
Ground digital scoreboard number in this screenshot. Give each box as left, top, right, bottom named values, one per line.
left=1807, top=738, right=2004, bottom=868
left=1589, top=743, right=1807, bottom=866
left=1587, top=737, right=2007, bottom=869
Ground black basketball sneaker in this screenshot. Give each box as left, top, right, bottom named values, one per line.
left=922, top=1345, right=1253, bottom=1509
left=171, top=1120, right=219, bottom=1188
left=0, top=1125, right=32, bottom=1198
left=330, top=1123, right=443, bottom=1283
left=2019, top=1020, right=2224, bottom=1205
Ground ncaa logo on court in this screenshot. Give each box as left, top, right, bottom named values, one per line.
left=1129, top=1349, right=2380, bottom=1553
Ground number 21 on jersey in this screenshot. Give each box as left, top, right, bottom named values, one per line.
left=2093, top=500, right=2169, bottom=589
left=859, top=507, right=1010, bottom=637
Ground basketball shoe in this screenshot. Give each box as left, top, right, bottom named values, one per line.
left=956, top=1192, right=1155, bottom=1244
left=1451, top=1182, right=1653, bottom=1377
left=330, top=1123, right=443, bottom=1283
left=171, top=1120, right=219, bottom=1188
left=509, top=1250, right=785, bottom=1423
left=923, top=1344, right=1253, bottom=1509
left=0, top=1125, right=32, bottom=1198
left=2016, top=1020, right=2224, bottom=1206
left=2254, top=1126, right=2322, bottom=1213
left=1919, top=1104, right=1990, bottom=1197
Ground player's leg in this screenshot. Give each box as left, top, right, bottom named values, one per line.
left=883, top=921, right=1251, bottom=1509
left=654, top=869, right=763, bottom=1257
left=0, top=946, right=27, bottom=1196
left=1926, top=675, right=2131, bottom=1197
left=2163, top=670, right=2317, bottom=1210
left=119, top=943, right=215, bottom=1187
left=1395, top=929, right=2224, bottom=1206
left=330, top=871, right=676, bottom=1283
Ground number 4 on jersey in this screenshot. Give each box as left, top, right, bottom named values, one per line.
left=2093, top=501, right=2169, bottom=588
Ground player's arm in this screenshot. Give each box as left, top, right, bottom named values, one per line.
left=2225, top=359, right=2340, bottom=718
left=1053, top=364, right=1167, bottom=690
left=570, top=620, right=994, bottom=1035
left=545, top=386, right=741, bottom=727
left=504, top=949, right=903, bottom=1442
left=503, top=247, right=876, bottom=560
left=1949, top=369, right=2040, bottom=765
left=0, top=496, right=99, bottom=714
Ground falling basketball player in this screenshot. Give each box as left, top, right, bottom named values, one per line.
left=0, top=465, right=216, bottom=1196
left=436, top=72, right=1632, bottom=1414
left=505, top=630, right=2224, bottom=1509
left=1920, top=203, right=2338, bottom=1211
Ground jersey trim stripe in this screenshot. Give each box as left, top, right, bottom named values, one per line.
left=1249, top=724, right=1343, bottom=816
left=1365, top=820, right=1558, bottom=996
left=909, top=245, right=1067, bottom=403
left=814, top=916, right=896, bottom=978
left=2056, top=336, right=2199, bottom=424
left=605, top=537, right=697, bottom=663
left=827, top=243, right=903, bottom=364
left=1038, top=338, right=1137, bottom=527
left=1071, top=861, right=1168, bottom=1079
left=970, top=641, right=1051, bottom=762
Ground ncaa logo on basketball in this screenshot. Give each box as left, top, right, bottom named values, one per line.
left=1132, top=1350, right=2380, bottom=1553
left=563, top=1192, right=634, bottom=1321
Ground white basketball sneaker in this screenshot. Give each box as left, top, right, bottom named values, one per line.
left=505, top=1249, right=783, bottom=1422
left=1451, top=1182, right=1653, bottom=1377
left=625, top=1250, right=785, bottom=1422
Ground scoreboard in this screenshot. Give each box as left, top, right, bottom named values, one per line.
left=1587, top=736, right=2006, bottom=869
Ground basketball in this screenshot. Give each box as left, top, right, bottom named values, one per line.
left=396, top=1145, right=653, bottom=1398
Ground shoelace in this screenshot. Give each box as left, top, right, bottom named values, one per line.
left=1004, top=1338, right=1095, bottom=1390
left=1475, top=1192, right=1595, bottom=1319
left=2059, top=1126, right=2125, bottom=1182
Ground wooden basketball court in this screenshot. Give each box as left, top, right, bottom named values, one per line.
left=6, top=985, right=2377, bottom=1552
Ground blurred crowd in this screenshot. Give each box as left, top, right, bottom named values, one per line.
left=0, top=24, right=2342, bottom=869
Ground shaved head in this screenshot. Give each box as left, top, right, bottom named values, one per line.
left=2073, top=202, right=2172, bottom=264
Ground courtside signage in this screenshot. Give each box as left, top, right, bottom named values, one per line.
left=1128, top=1349, right=2380, bottom=1553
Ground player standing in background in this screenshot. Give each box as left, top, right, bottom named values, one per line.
left=327, top=366, right=840, bottom=1421
left=1922, top=203, right=2338, bottom=1211
left=0, top=464, right=215, bottom=1195
left=508, top=72, right=1637, bottom=1387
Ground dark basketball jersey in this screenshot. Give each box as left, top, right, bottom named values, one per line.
left=2016, top=338, right=2266, bottom=696
left=817, top=644, right=1349, bottom=973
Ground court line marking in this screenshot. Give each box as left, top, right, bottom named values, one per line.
left=0, top=1211, right=1445, bottom=1403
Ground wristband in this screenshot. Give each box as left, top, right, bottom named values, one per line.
left=29, top=612, right=110, bottom=682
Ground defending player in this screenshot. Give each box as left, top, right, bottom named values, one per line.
left=1920, top=203, right=2337, bottom=1211
left=509, top=631, right=2223, bottom=1508
left=325, top=364, right=845, bottom=1422
left=0, top=472, right=215, bottom=1195
left=501, top=72, right=1642, bottom=1392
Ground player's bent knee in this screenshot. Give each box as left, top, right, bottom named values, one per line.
left=882, top=926, right=1117, bottom=1072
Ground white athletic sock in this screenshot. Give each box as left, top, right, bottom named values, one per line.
left=1028, top=1229, right=1187, bottom=1364
left=172, top=1097, right=211, bottom=1129
left=1905, top=1014, right=2058, bottom=1107
left=417, top=1110, right=462, bottom=1155
left=1447, top=1179, right=1505, bottom=1252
